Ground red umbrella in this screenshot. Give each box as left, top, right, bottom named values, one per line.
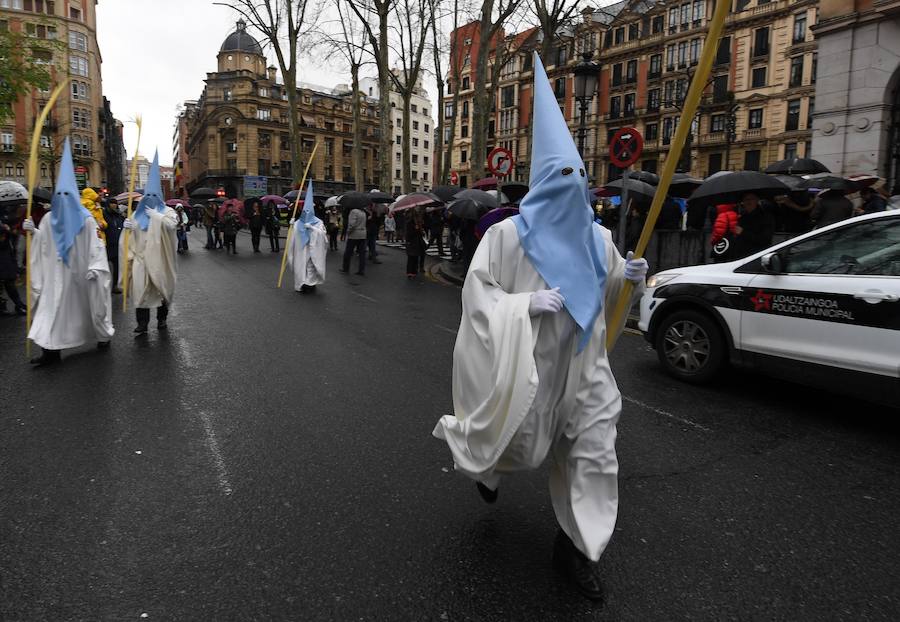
left=390, top=192, right=443, bottom=214
left=165, top=198, right=189, bottom=207
left=472, top=177, right=499, bottom=190
left=218, top=198, right=247, bottom=225
left=261, top=194, right=288, bottom=205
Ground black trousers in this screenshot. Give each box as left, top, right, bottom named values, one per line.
left=406, top=254, right=425, bottom=275
left=108, top=256, right=119, bottom=290
left=328, top=228, right=339, bottom=250
left=2, top=279, right=24, bottom=308
left=224, top=234, right=237, bottom=253
left=250, top=228, right=262, bottom=251
left=136, top=302, right=168, bottom=328
left=268, top=230, right=280, bottom=251
left=343, top=239, right=366, bottom=274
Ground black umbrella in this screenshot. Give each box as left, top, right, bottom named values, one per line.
left=668, top=173, right=703, bottom=199
left=796, top=174, right=858, bottom=193
left=30, top=187, right=53, bottom=202
left=448, top=189, right=499, bottom=220
left=191, top=187, right=217, bottom=200
left=499, top=182, right=529, bottom=204
left=604, top=177, right=657, bottom=205
left=368, top=190, right=394, bottom=204
left=431, top=185, right=461, bottom=202
left=338, top=191, right=374, bottom=211
left=629, top=170, right=660, bottom=185
left=764, top=157, right=830, bottom=175
left=688, top=171, right=790, bottom=208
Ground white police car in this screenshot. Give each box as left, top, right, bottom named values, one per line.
left=638, top=211, right=900, bottom=406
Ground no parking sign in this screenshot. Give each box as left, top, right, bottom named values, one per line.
left=487, top=147, right=514, bottom=177
left=609, top=128, right=643, bottom=168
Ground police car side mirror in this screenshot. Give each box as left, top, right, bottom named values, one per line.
left=761, top=252, right=783, bottom=274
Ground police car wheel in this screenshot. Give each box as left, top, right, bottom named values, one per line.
left=655, top=310, right=725, bottom=384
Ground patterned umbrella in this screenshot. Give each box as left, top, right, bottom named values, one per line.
left=390, top=192, right=443, bottom=214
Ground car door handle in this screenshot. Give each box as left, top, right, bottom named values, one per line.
left=853, top=290, right=900, bottom=303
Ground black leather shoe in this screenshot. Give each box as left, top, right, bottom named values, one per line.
left=134, top=325, right=148, bottom=335
left=97, top=341, right=111, bottom=350
left=157, top=321, right=167, bottom=330
left=29, top=350, right=61, bottom=366
left=552, top=529, right=604, bottom=601
left=476, top=482, right=498, bottom=504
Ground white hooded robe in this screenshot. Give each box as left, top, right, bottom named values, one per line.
left=433, top=218, right=643, bottom=561
left=28, top=216, right=114, bottom=350
left=121, top=207, right=178, bottom=308
left=287, top=221, right=327, bottom=289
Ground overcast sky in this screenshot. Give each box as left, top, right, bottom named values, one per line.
left=96, top=0, right=377, bottom=167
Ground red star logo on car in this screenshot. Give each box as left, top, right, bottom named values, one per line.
left=750, top=289, right=773, bottom=311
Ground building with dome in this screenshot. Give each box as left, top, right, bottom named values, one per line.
left=176, top=20, right=382, bottom=199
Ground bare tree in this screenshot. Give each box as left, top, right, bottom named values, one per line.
left=469, top=0, right=523, bottom=181
left=215, top=0, right=315, bottom=186
left=437, top=0, right=465, bottom=185
left=533, top=0, right=580, bottom=60
left=345, top=0, right=395, bottom=192
left=313, top=0, right=370, bottom=190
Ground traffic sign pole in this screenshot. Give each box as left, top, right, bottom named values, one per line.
left=617, top=168, right=630, bottom=254
left=608, top=127, right=643, bottom=254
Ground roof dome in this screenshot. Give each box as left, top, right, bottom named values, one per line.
left=220, top=19, right=264, bottom=56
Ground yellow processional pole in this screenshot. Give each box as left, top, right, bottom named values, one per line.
left=606, top=0, right=730, bottom=351
left=277, top=142, right=319, bottom=288
left=25, top=81, right=69, bottom=357
left=121, top=116, right=143, bottom=312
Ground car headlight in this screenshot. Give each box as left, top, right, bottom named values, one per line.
left=646, top=273, right=681, bottom=288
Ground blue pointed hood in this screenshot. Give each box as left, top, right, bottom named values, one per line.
left=298, top=180, right=321, bottom=247
left=511, top=53, right=607, bottom=352
left=133, top=150, right=165, bottom=230
left=50, top=138, right=92, bottom=265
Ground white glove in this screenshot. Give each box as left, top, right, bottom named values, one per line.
left=624, top=251, right=649, bottom=284
left=304, top=223, right=313, bottom=230
left=86, top=270, right=98, bottom=281
left=123, top=218, right=137, bottom=230
left=529, top=287, right=565, bottom=317
left=22, top=218, right=35, bottom=233
left=289, top=218, right=296, bottom=226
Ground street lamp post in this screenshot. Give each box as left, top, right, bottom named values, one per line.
left=573, top=52, right=600, bottom=159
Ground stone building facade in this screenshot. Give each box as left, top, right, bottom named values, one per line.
left=181, top=20, right=381, bottom=199
left=0, top=0, right=116, bottom=190
left=811, top=0, right=900, bottom=191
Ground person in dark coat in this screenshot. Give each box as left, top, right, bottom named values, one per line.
left=426, top=210, right=445, bottom=256
left=265, top=201, right=281, bottom=252
left=730, top=192, right=776, bottom=259
left=811, top=189, right=853, bottom=229
left=222, top=209, right=241, bottom=254
left=246, top=198, right=264, bottom=253
left=405, top=208, right=427, bottom=278
left=104, top=199, right=125, bottom=293
left=856, top=187, right=887, bottom=215
left=366, top=207, right=382, bottom=264
left=0, top=209, right=25, bottom=315
left=203, top=200, right=217, bottom=249
left=460, top=218, right=478, bottom=272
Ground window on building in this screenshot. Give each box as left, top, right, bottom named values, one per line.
left=424, top=124, right=429, bottom=133
left=462, top=76, right=470, bottom=90
left=280, top=134, right=290, bottom=151
left=652, top=15, right=664, bottom=34
left=444, top=102, right=454, bottom=118
left=793, top=12, right=807, bottom=43
left=626, top=60, right=637, bottom=83
left=664, top=80, right=674, bottom=106
left=715, top=36, right=731, bottom=65
left=462, top=100, right=469, bottom=117
left=666, top=44, right=676, bottom=69
left=395, top=168, right=401, bottom=178
left=461, top=149, right=467, bottom=163
left=423, top=172, right=429, bottom=182
left=751, top=66, right=767, bottom=88
left=1, top=131, right=13, bottom=151
left=412, top=138, right=419, bottom=147
left=613, top=28, right=624, bottom=45
left=786, top=99, right=801, bottom=130
left=713, top=74, right=729, bottom=102
left=708, top=153, right=722, bottom=175
left=258, top=132, right=271, bottom=147
left=692, top=0, right=704, bottom=23
left=424, top=156, right=429, bottom=166
left=410, top=104, right=418, bottom=113
left=624, top=93, right=635, bottom=115
left=748, top=108, right=763, bottom=129
left=413, top=120, right=419, bottom=131
left=649, top=54, right=662, bottom=77
left=424, top=140, right=429, bottom=149
left=69, top=55, right=89, bottom=77
left=443, top=127, right=451, bottom=144
left=662, top=117, right=676, bottom=144
left=225, top=141, right=237, bottom=153
left=744, top=150, right=761, bottom=171
left=69, top=7, right=81, bottom=20
left=628, top=23, right=639, bottom=41
left=710, top=114, right=725, bottom=133
left=668, top=7, right=678, bottom=33
left=645, top=123, right=658, bottom=141
left=609, top=96, right=621, bottom=119
left=753, top=27, right=770, bottom=57
left=461, top=125, right=469, bottom=138
left=648, top=88, right=660, bottom=111
left=0, top=1, right=23, bottom=9
left=806, top=97, right=814, bottom=129
left=554, top=77, right=566, bottom=99
left=258, top=86, right=269, bottom=97
left=223, top=88, right=232, bottom=101
left=784, top=142, right=797, bottom=160
left=680, top=3, right=690, bottom=28
left=690, top=38, right=700, bottom=65
left=412, top=154, right=418, bottom=164
left=256, top=108, right=271, bottom=121
left=395, top=152, right=401, bottom=162
left=677, top=41, right=687, bottom=67
left=612, top=63, right=623, bottom=86
left=395, top=135, right=402, bottom=145
left=73, top=134, right=91, bottom=156
left=68, top=31, right=87, bottom=51
left=412, top=170, right=419, bottom=180
left=811, top=53, right=818, bottom=84
left=72, top=108, right=90, bottom=129
left=789, top=56, right=804, bottom=88
left=501, top=85, right=515, bottom=108
left=71, top=80, right=89, bottom=101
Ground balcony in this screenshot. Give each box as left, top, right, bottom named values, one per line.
left=700, top=132, right=726, bottom=145
left=206, top=169, right=247, bottom=177
left=742, top=128, right=767, bottom=141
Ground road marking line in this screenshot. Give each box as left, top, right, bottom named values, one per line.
left=353, top=292, right=377, bottom=303
left=434, top=324, right=457, bottom=335
left=198, top=410, right=233, bottom=496
left=622, top=395, right=712, bottom=432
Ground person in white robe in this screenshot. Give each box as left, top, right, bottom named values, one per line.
left=287, top=180, right=327, bottom=293
left=432, top=53, right=649, bottom=601
left=23, top=138, right=114, bottom=366
left=121, top=151, right=178, bottom=335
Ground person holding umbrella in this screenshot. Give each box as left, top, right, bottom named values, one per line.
left=405, top=207, right=427, bottom=278
left=811, top=189, right=854, bottom=229
left=731, top=192, right=776, bottom=259
left=432, top=54, right=648, bottom=601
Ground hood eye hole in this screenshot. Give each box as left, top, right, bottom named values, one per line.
left=579, top=168, right=585, bottom=177
left=561, top=167, right=574, bottom=176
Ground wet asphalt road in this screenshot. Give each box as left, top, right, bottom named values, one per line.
left=2, top=227, right=899, bottom=621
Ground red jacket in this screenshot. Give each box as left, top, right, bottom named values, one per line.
left=711, top=204, right=738, bottom=244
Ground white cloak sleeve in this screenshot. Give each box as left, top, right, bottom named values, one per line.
left=143, top=207, right=178, bottom=304
left=433, top=223, right=540, bottom=479
left=87, top=227, right=114, bottom=341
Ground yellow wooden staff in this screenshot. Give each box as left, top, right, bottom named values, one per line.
left=606, top=0, right=730, bottom=351
left=121, top=116, right=142, bottom=312
left=24, top=80, right=69, bottom=357
left=277, top=142, right=319, bottom=288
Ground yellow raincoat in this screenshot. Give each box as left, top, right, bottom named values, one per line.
left=81, top=188, right=108, bottom=243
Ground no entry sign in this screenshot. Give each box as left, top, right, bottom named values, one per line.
left=609, top=128, right=643, bottom=168
left=487, top=146, right=514, bottom=177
